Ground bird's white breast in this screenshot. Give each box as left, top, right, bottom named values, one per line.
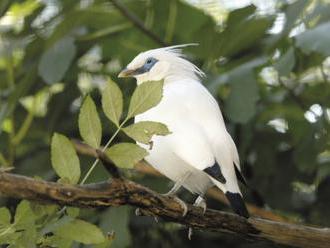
left=135, top=79, right=223, bottom=194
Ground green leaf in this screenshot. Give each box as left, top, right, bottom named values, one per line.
left=226, top=5, right=257, bottom=27
left=20, top=83, right=64, bottom=117
left=14, top=200, right=35, bottom=228
left=106, top=143, right=148, bottom=169
left=66, top=207, right=80, bottom=218
left=282, top=0, right=308, bottom=34
left=38, top=36, right=76, bottom=84
left=224, top=57, right=265, bottom=123
left=0, top=207, right=11, bottom=226
left=217, top=6, right=274, bottom=57
left=79, top=96, right=102, bottom=148
left=55, top=219, right=105, bottom=244
left=295, top=21, right=330, bottom=56
left=51, top=133, right=81, bottom=184
left=127, top=80, right=164, bottom=119
left=30, top=203, right=58, bottom=218
left=98, top=206, right=131, bottom=248
left=123, top=121, right=170, bottom=144
left=274, top=47, right=295, bottom=76
left=101, top=78, right=123, bottom=127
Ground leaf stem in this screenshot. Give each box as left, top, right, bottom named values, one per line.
left=79, top=119, right=128, bottom=185
left=12, top=98, right=36, bottom=146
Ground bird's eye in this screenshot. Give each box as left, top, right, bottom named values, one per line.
left=146, top=58, right=153, bottom=64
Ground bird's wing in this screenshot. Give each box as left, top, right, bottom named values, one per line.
left=166, top=80, right=241, bottom=192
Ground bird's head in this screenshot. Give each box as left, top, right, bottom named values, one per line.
left=118, top=44, right=204, bottom=84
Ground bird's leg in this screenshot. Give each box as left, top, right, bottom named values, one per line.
left=162, top=173, right=191, bottom=217
left=193, top=195, right=207, bottom=213
left=163, top=181, right=182, bottom=196
left=162, top=182, right=188, bottom=217
left=188, top=195, right=207, bottom=239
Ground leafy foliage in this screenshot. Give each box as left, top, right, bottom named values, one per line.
left=106, top=143, right=149, bottom=169
left=123, top=121, right=171, bottom=144
left=101, top=78, right=124, bottom=127
left=51, top=133, right=81, bottom=184
left=79, top=95, right=102, bottom=148
left=127, top=80, right=164, bottom=119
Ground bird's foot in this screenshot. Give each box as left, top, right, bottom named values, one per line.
left=135, top=208, right=142, bottom=216
left=162, top=194, right=188, bottom=217
left=187, top=196, right=206, bottom=239
left=188, top=227, right=193, bottom=240
left=173, top=196, right=188, bottom=217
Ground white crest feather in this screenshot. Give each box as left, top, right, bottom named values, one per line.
left=140, top=43, right=205, bottom=81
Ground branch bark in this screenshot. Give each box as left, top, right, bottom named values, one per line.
left=73, top=139, right=291, bottom=222
left=0, top=172, right=329, bottom=248
left=109, top=0, right=168, bottom=46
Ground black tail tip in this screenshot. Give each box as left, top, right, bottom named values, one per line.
left=225, top=192, right=250, bottom=218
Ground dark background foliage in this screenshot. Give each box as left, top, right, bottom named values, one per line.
left=0, top=0, right=330, bottom=247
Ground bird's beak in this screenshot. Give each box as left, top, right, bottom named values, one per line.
left=118, top=68, right=136, bottom=78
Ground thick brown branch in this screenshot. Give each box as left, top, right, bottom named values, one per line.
left=73, top=140, right=290, bottom=222
left=0, top=172, right=329, bottom=247
left=109, top=0, right=168, bottom=46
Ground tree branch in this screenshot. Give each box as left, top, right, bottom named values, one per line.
left=0, top=171, right=329, bottom=248
left=109, top=0, right=168, bottom=46
left=73, top=139, right=291, bottom=222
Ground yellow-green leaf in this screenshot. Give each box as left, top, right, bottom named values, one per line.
left=0, top=207, right=11, bottom=226
left=14, top=200, right=35, bottom=228
left=51, top=133, right=80, bottom=184
left=123, top=121, right=170, bottom=144
left=106, top=143, right=148, bottom=169
left=127, top=80, right=164, bottom=119
left=55, top=219, right=105, bottom=245
left=79, top=96, right=102, bottom=148
left=102, top=78, right=123, bottom=127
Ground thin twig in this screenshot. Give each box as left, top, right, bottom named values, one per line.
left=109, top=0, right=168, bottom=46
left=96, top=149, right=121, bottom=179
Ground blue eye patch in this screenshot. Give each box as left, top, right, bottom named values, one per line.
left=134, top=57, right=158, bottom=75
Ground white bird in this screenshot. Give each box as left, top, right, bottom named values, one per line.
left=118, top=44, right=249, bottom=218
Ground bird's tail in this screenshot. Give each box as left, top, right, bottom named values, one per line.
left=209, top=178, right=249, bottom=218
left=225, top=191, right=249, bottom=218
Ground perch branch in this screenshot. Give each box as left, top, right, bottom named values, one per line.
left=109, top=0, right=168, bottom=46
left=0, top=172, right=330, bottom=248
left=73, top=139, right=290, bottom=222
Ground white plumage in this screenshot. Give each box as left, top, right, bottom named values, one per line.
left=119, top=44, right=249, bottom=218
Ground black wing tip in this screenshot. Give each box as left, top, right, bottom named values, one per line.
left=234, top=164, right=248, bottom=187
left=203, top=163, right=226, bottom=184
left=225, top=192, right=250, bottom=218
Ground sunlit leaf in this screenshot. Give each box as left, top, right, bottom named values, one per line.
left=101, top=78, right=123, bottom=127
left=127, top=80, right=164, bottom=119
left=123, top=121, right=170, bottom=144
left=79, top=96, right=102, bottom=148
left=106, top=143, right=148, bottom=169
left=51, top=133, right=80, bottom=184
left=296, top=21, right=330, bottom=56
